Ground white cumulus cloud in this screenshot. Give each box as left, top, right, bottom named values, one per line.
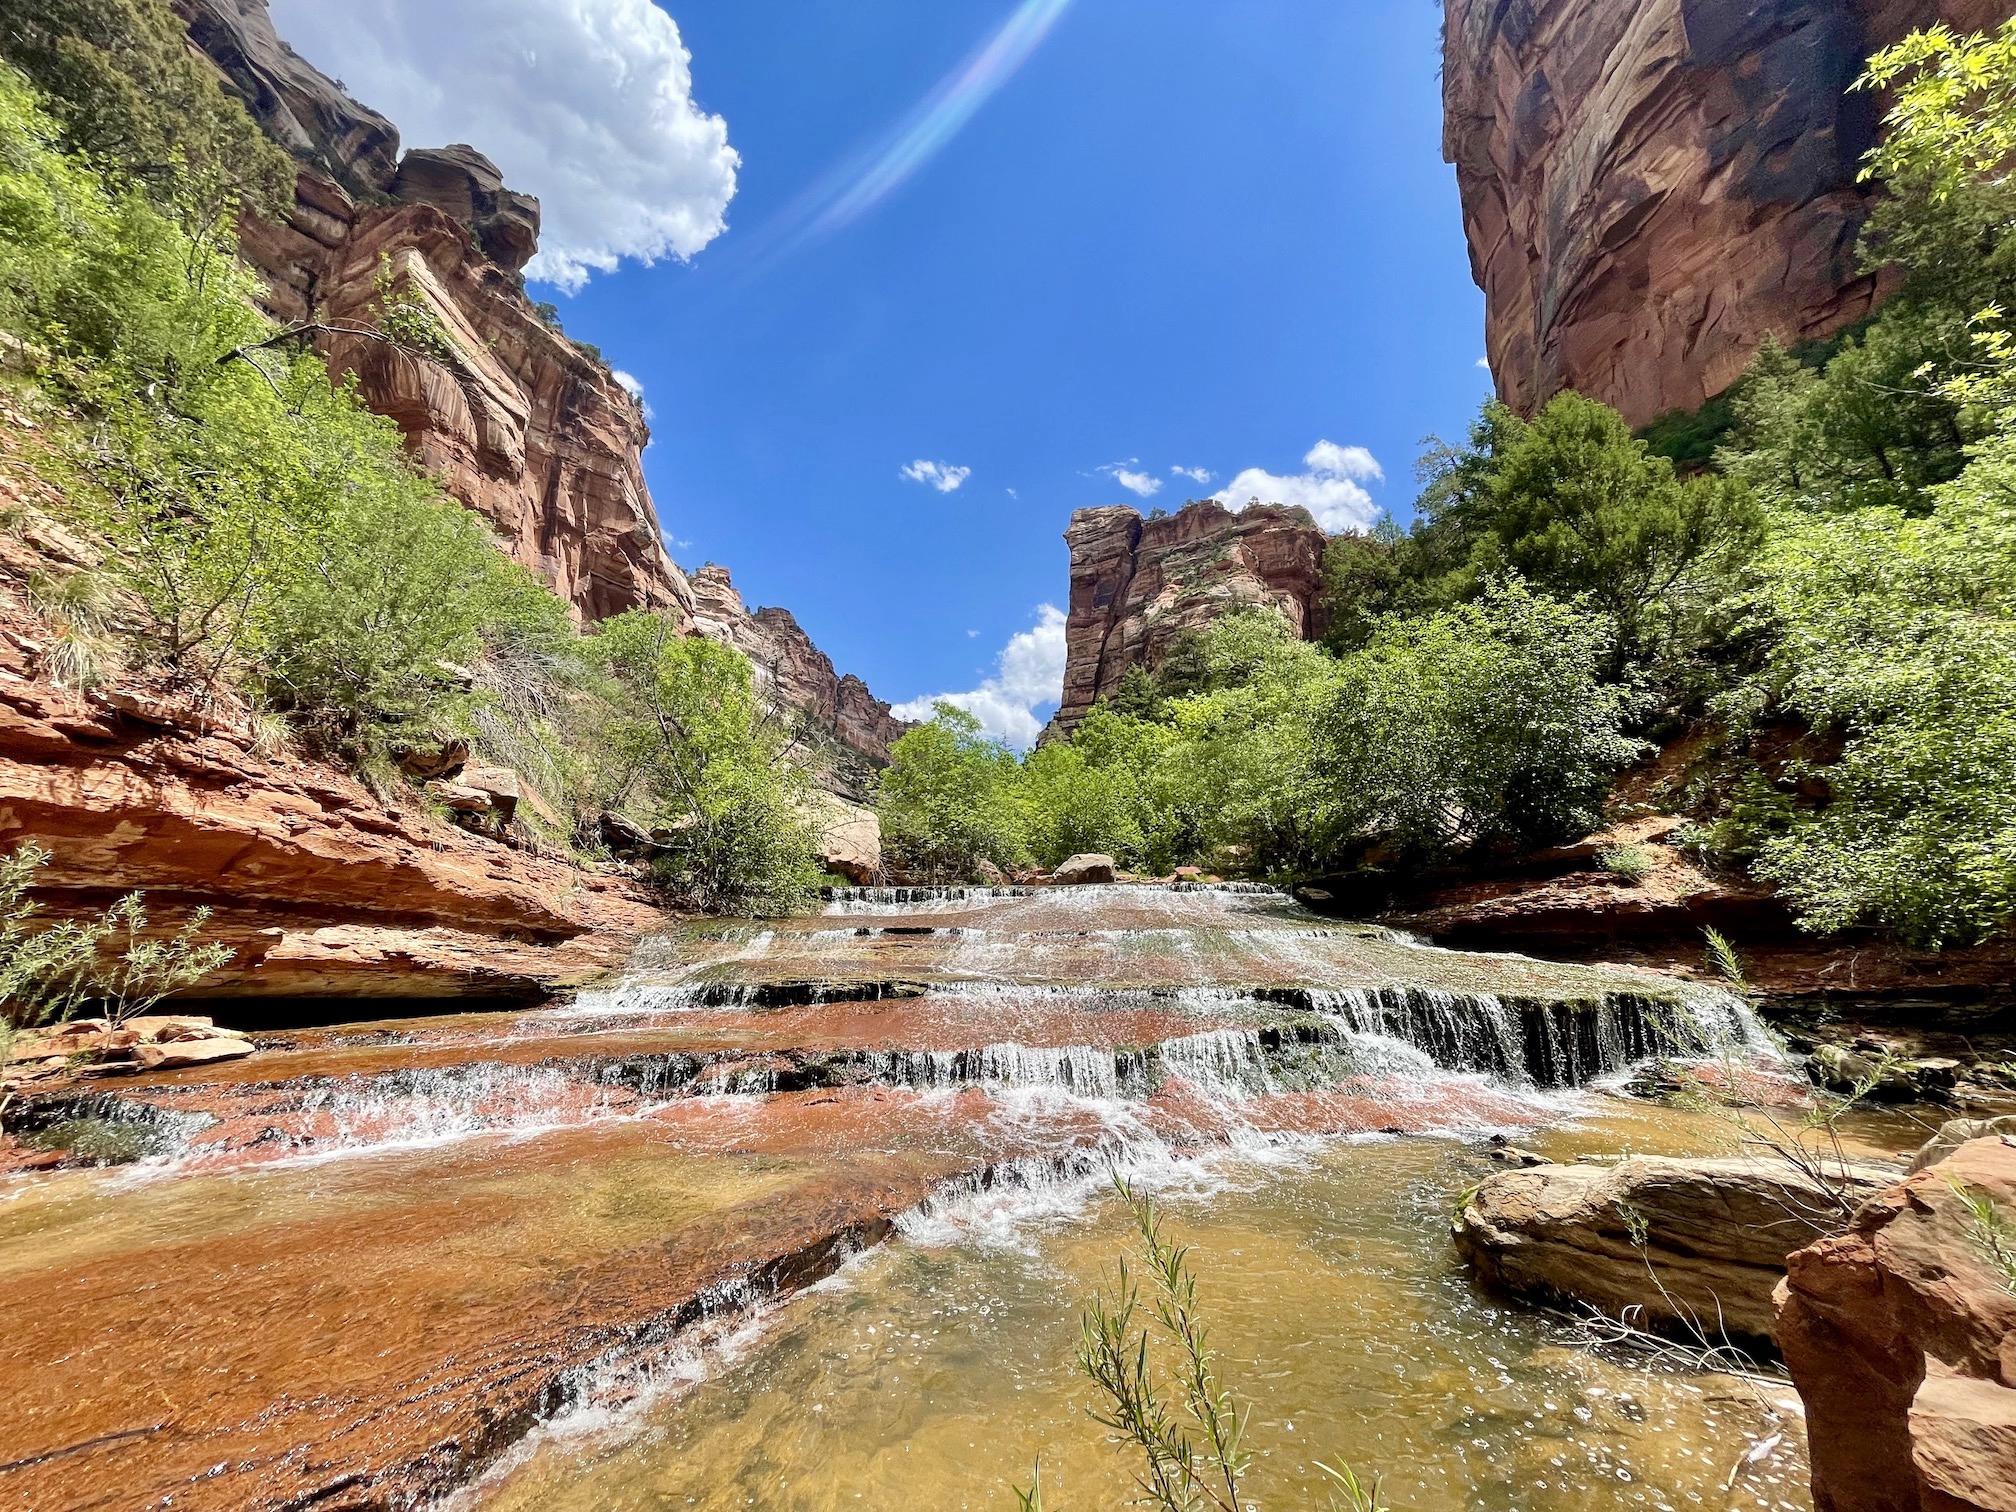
left=610, top=368, right=653, bottom=419
left=901, top=459, right=972, bottom=493
left=892, top=605, right=1067, bottom=750
left=1170, top=465, right=1213, bottom=484
left=1215, top=440, right=1384, bottom=533
left=269, top=0, right=739, bottom=292
left=1098, top=461, right=1162, bottom=499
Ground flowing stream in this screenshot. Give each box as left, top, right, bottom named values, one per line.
left=0, top=883, right=1890, bottom=1511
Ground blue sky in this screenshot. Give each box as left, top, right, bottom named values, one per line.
left=269, top=0, right=1493, bottom=744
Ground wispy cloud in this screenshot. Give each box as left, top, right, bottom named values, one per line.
left=901, top=459, right=972, bottom=493
left=755, top=0, right=1073, bottom=265
left=1170, top=465, right=1213, bottom=484
left=1097, top=460, right=1162, bottom=498
left=893, top=604, right=1067, bottom=750
left=1215, top=440, right=1383, bottom=533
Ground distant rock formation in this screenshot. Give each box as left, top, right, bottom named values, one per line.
left=1443, top=0, right=2013, bottom=429
left=688, top=566, right=906, bottom=793
left=1047, top=500, right=1328, bottom=738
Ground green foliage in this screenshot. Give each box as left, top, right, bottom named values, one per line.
left=0, top=0, right=292, bottom=223
left=592, top=613, right=822, bottom=914
left=1639, top=391, right=1736, bottom=470
left=875, top=703, right=1030, bottom=881
left=1300, top=583, right=1645, bottom=868
left=1327, top=396, right=1760, bottom=678
left=1598, top=843, right=1653, bottom=883
left=1, top=842, right=232, bottom=1030
left=1702, top=927, right=1751, bottom=997
left=1948, top=1180, right=2016, bottom=1296
left=1720, top=445, right=2016, bottom=947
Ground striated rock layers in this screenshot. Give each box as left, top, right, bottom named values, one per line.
left=178, top=0, right=691, bottom=625
left=1775, top=1135, right=2016, bottom=1512
left=1048, top=500, right=1328, bottom=737
left=1454, top=1153, right=1893, bottom=1346
left=689, top=565, right=907, bottom=788
left=1443, top=0, right=2014, bottom=430
left=0, top=589, right=661, bottom=1006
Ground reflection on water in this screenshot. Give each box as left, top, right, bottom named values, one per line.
left=471, top=1103, right=1829, bottom=1512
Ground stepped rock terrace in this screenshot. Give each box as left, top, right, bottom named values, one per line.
left=0, top=883, right=1782, bottom=1511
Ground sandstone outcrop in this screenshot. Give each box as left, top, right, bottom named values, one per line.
left=800, top=789, right=882, bottom=885
left=1052, top=853, right=1118, bottom=886
left=1048, top=500, right=1328, bottom=737
left=1775, top=1135, right=2016, bottom=1512
left=690, top=565, right=906, bottom=791
left=0, top=568, right=661, bottom=1007
left=1443, top=0, right=2014, bottom=429
left=1455, top=1153, right=1893, bottom=1345
left=177, top=0, right=689, bottom=625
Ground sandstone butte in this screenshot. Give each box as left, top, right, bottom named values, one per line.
left=1046, top=498, right=1327, bottom=738
left=1443, top=0, right=2014, bottom=429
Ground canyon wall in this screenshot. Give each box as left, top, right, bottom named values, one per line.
left=689, top=566, right=908, bottom=796
left=175, top=0, right=899, bottom=765
left=1443, top=0, right=2014, bottom=429
left=179, top=0, right=690, bottom=626
left=1047, top=500, right=1328, bottom=737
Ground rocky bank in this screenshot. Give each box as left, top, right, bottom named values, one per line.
left=1443, top=0, right=2014, bottom=428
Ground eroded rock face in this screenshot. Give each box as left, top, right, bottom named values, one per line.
left=690, top=565, right=907, bottom=791
left=179, top=0, right=692, bottom=626
left=1048, top=500, right=1328, bottom=737
left=1454, top=1153, right=1893, bottom=1345
left=1775, top=1136, right=2016, bottom=1512
left=0, top=588, right=661, bottom=1005
left=1443, top=0, right=2014, bottom=429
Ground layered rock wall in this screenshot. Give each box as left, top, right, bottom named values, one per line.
left=180, top=0, right=694, bottom=625
left=1048, top=500, right=1328, bottom=737
left=689, top=565, right=906, bottom=791
left=1443, top=0, right=2014, bottom=429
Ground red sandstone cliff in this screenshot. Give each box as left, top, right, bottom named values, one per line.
left=1048, top=500, right=1328, bottom=737
left=689, top=565, right=907, bottom=793
left=178, top=0, right=695, bottom=627
left=1443, top=0, right=2013, bottom=429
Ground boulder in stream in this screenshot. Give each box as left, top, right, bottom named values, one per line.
left=1454, top=1154, right=1894, bottom=1347
left=1052, top=853, right=1117, bottom=885
left=1776, top=1135, right=2016, bottom=1512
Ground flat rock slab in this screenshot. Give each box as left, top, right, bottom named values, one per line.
left=1454, top=1153, right=1894, bottom=1345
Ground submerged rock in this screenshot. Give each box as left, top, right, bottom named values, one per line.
left=1776, top=1136, right=2016, bottom=1512
left=1454, top=1154, right=1893, bottom=1346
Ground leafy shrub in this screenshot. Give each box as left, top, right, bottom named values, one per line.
left=1597, top=843, right=1654, bottom=883
left=592, top=614, right=821, bottom=914
left=875, top=703, right=1031, bottom=882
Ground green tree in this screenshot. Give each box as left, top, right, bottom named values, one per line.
left=874, top=704, right=1030, bottom=882
left=592, top=614, right=821, bottom=914
left=0, top=0, right=293, bottom=223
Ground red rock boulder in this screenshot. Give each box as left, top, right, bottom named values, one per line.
left=1775, top=1135, right=2016, bottom=1512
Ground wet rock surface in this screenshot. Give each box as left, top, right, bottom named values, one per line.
left=1455, top=1153, right=1895, bottom=1346
left=0, top=882, right=1775, bottom=1509
left=1776, top=1135, right=2016, bottom=1512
